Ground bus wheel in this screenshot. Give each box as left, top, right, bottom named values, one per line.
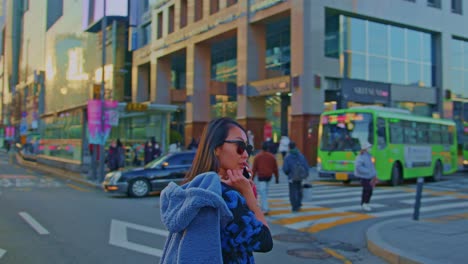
left=431, top=161, right=443, bottom=182
left=391, top=163, right=402, bottom=186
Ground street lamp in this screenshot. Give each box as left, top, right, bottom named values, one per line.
left=98, top=0, right=107, bottom=182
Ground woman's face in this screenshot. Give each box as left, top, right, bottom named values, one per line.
left=216, top=126, right=249, bottom=174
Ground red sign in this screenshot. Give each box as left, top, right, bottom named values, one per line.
left=264, top=123, right=272, bottom=140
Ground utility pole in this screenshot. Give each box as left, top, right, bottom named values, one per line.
left=98, top=0, right=107, bottom=182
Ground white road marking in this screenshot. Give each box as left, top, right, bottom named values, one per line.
left=18, top=212, right=50, bottom=235
left=109, top=219, right=168, bottom=257
left=371, top=201, right=468, bottom=217
left=0, top=248, right=6, bottom=259
left=400, top=196, right=455, bottom=204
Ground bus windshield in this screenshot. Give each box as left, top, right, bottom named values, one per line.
left=320, top=112, right=373, bottom=152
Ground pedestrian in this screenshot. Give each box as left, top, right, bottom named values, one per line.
left=116, top=139, right=126, bottom=169
left=187, top=137, right=198, bottom=150
left=144, top=140, right=154, bottom=165
left=159, top=117, right=273, bottom=263
left=252, top=141, right=279, bottom=215
left=282, top=141, right=309, bottom=212
left=354, top=142, right=377, bottom=212
left=106, top=139, right=120, bottom=172
left=278, top=135, right=290, bottom=159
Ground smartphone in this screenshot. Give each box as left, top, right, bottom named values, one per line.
left=243, top=167, right=251, bottom=179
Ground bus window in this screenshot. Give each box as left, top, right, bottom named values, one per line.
left=416, top=122, right=429, bottom=144
left=430, top=124, right=441, bottom=144
left=319, top=113, right=372, bottom=152
left=390, top=121, right=403, bottom=144
left=377, top=118, right=386, bottom=149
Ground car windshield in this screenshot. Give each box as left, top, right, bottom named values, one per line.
left=320, top=112, right=374, bottom=152
left=144, top=154, right=170, bottom=169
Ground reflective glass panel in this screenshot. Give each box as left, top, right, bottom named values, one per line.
left=451, top=39, right=463, bottom=68
left=391, top=60, right=405, bottom=84
left=368, top=22, right=387, bottom=56
left=369, top=56, right=388, bottom=83
left=407, top=62, right=421, bottom=85
left=349, top=53, right=366, bottom=79
left=407, top=30, right=421, bottom=61
left=390, top=27, right=405, bottom=59
left=422, top=65, right=433, bottom=87
left=348, top=18, right=366, bottom=52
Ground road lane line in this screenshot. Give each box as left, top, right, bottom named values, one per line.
left=0, top=248, right=6, bottom=259
left=18, top=212, right=50, bottom=235
left=66, top=183, right=90, bottom=192
left=323, top=247, right=352, bottom=264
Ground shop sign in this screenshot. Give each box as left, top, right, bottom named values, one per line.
left=342, top=79, right=390, bottom=104
left=249, top=76, right=290, bottom=96
left=126, top=103, right=148, bottom=112
left=87, top=100, right=118, bottom=145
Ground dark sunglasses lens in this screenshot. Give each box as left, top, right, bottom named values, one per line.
left=236, top=142, right=246, bottom=155
left=236, top=141, right=253, bottom=155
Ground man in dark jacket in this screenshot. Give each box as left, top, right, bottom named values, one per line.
left=282, top=141, right=309, bottom=212
left=252, top=142, right=279, bottom=215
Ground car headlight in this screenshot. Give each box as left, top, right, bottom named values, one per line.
left=106, top=171, right=122, bottom=184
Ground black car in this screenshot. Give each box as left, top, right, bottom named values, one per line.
left=102, top=151, right=195, bottom=197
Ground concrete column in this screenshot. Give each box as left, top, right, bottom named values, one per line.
left=237, top=15, right=267, bottom=150
left=290, top=0, right=320, bottom=165
left=153, top=56, right=171, bottom=104
left=219, top=0, right=227, bottom=9
left=203, top=0, right=210, bottom=18
left=131, top=64, right=138, bottom=102
left=174, top=0, right=181, bottom=31
left=187, top=0, right=195, bottom=24
left=185, top=42, right=211, bottom=144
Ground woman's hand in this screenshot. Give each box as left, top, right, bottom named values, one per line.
left=221, top=169, right=253, bottom=196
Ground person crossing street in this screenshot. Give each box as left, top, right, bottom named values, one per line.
left=252, top=142, right=279, bottom=215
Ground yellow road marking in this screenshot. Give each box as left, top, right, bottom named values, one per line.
left=66, top=183, right=90, bottom=192
left=267, top=207, right=329, bottom=216
left=323, top=247, right=353, bottom=264
left=425, top=212, right=468, bottom=223
left=301, top=213, right=375, bottom=233
left=273, top=211, right=357, bottom=225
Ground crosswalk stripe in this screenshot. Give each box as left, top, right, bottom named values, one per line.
left=308, top=192, right=414, bottom=206
left=371, top=201, right=468, bottom=217
left=300, top=214, right=375, bottom=233
left=400, top=196, right=456, bottom=204
left=272, top=211, right=357, bottom=225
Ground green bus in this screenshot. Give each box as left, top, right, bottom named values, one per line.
left=317, top=106, right=458, bottom=186
left=463, top=142, right=468, bottom=170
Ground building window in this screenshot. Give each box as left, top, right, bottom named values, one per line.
left=195, top=0, right=203, bottom=21
left=450, top=38, right=468, bottom=97
left=23, top=0, right=29, bottom=12
left=180, top=0, right=188, bottom=28
left=227, top=0, right=238, bottom=7
left=266, top=18, right=291, bottom=77
left=142, top=23, right=151, bottom=46
left=452, top=0, right=463, bottom=14
left=210, top=0, right=219, bottom=15
left=427, top=0, right=441, bottom=8
left=157, top=12, right=163, bottom=39
left=143, top=0, right=149, bottom=12
left=46, top=0, right=63, bottom=30
left=168, top=5, right=175, bottom=34
left=336, top=15, right=435, bottom=87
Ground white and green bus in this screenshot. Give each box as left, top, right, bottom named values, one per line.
left=317, top=106, right=458, bottom=186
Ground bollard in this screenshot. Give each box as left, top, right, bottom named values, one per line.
left=413, top=177, right=424, bottom=221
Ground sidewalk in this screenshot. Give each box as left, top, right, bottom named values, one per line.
left=12, top=151, right=102, bottom=189
left=366, top=217, right=468, bottom=264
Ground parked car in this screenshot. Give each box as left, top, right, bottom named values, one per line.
left=102, top=151, right=195, bottom=197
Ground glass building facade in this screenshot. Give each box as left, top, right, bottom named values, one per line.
left=450, top=38, right=468, bottom=97
left=340, top=16, right=434, bottom=87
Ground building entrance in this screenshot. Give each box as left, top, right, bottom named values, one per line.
left=265, top=93, right=290, bottom=143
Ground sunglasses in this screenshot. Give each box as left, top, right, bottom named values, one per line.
left=224, top=140, right=253, bottom=155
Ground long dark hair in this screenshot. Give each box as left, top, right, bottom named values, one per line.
left=184, top=117, right=247, bottom=183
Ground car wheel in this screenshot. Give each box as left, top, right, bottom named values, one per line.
left=431, top=160, right=443, bottom=182
left=342, top=180, right=351, bottom=185
left=128, top=179, right=150, bottom=197
left=391, top=163, right=402, bottom=186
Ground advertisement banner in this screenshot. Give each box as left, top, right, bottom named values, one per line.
left=87, top=100, right=118, bottom=144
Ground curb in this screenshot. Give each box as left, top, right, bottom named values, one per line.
left=366, top=219, right=436, bottom=264
left=14, top=153, right=102, bottom=190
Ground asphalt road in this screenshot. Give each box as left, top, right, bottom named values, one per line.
left=1, top=151, right=467, bottom=263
